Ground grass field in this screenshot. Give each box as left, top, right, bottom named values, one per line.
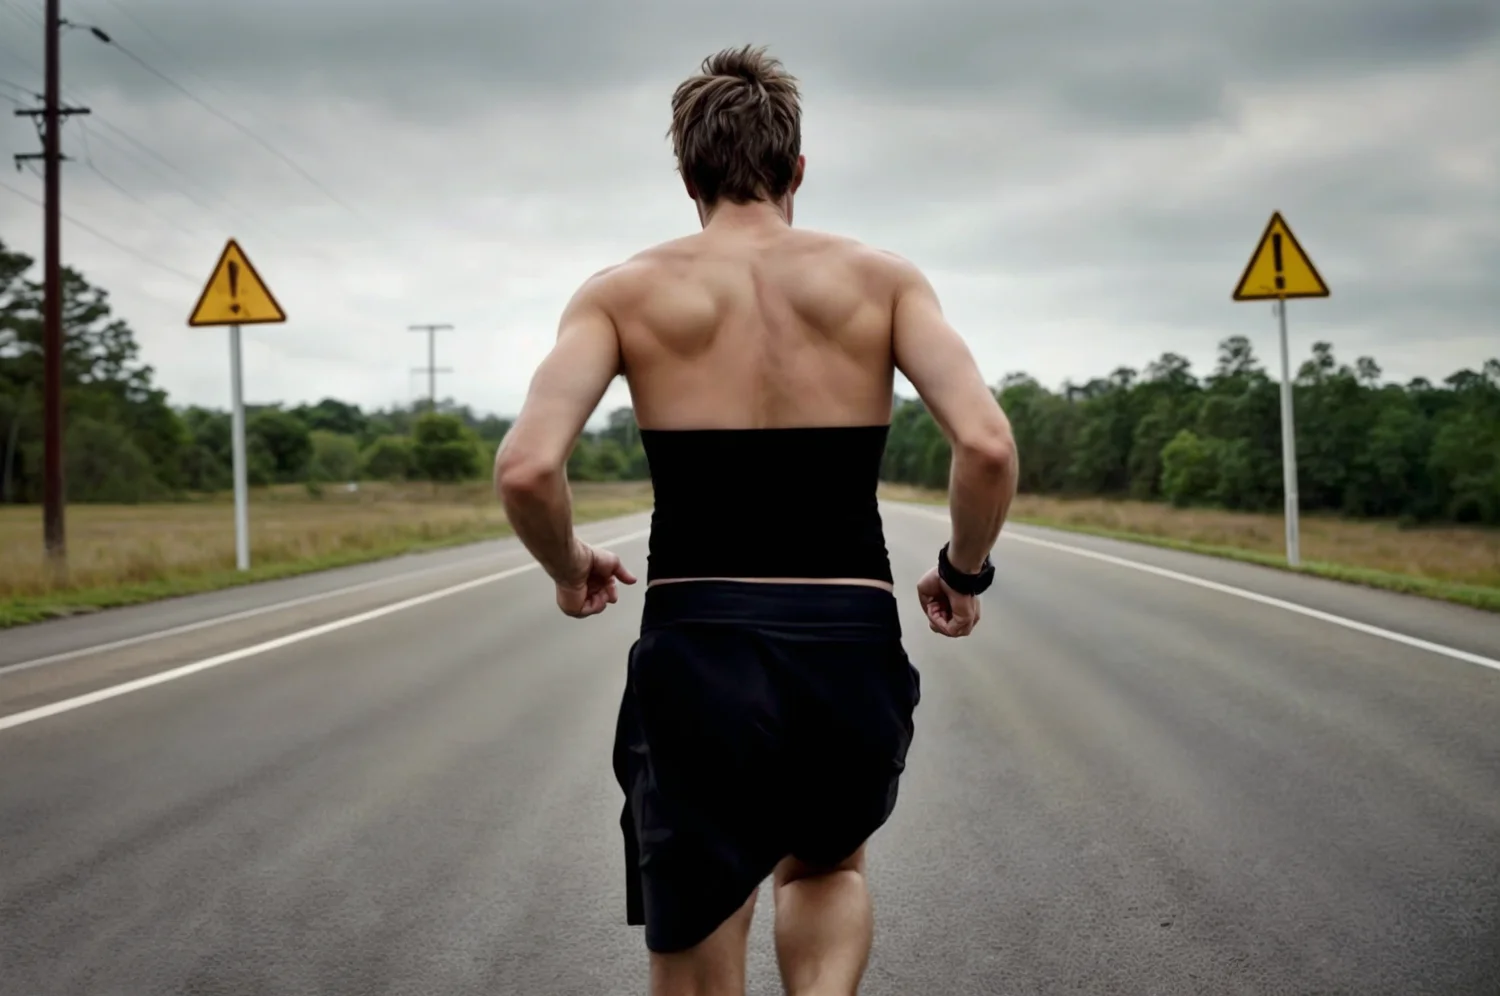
left=0, top=481, right=655, bottom=627
left=879, top=484, right=1500, bottom=612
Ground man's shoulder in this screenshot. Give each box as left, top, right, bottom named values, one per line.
left=566, top=250, right=672, bottom=308
left=581, top=237, right=697, bottom=290
left=783, top=227, right=899, bottom=259
left=574, top=230, right=924, bottom=302
left=793, top=229, right=925, bottom=281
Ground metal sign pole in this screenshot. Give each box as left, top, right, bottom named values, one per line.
left=1276, top=298, right=1301, bottom=567
left=229, top=323, right=250, bottom=571
left=1232, top=212, right=1326, bottom=569
left=188, top=238, right=284, bottom=573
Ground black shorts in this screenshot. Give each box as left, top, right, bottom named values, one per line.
left=611, top=581, right=922, bottom=954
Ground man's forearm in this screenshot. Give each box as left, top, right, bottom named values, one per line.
left=497, top=463, right=584, bottom=583
left=946, top=434, right=1019, bottom=574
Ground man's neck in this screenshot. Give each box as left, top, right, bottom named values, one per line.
left=701, top=198, right=790, bottom=231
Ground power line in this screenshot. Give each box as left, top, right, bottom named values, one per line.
left=0, top=0, right=42, bottom=30
left=69, top=4, right=350, bottom=251
left=79, top=116, right=315, bottom=256
left=89, top=31, right=371, bottom=224
left=74, top=124, right=202, bottom=240
left=84, top=162, right=201, bottom=239
left=92, top=0, right=204, bottom=92
left=89, top=0, right=291, bottom=160
left=11, top=21, right=369, bottom=259
left=0, top=35, right=41, bottom=79
left=0, top=176, right=199, bottom=283
left=80, top=121, right=231, bottom=218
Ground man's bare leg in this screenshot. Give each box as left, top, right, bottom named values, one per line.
left=772, top=844, right=873, bottom=996
left=649, top=887, right=759, bottom=996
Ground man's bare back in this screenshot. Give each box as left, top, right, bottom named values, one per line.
left=595, top=221, right=901, bottom=432
left=494, top=44, right=1018, bottom=996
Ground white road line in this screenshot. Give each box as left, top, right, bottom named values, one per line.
left=2, top=553, right=498, bottom=677
left=0, top=529, right=652, bottom=734
left=886, top=503, right=1500, bottom=675
left=0, top=518, right=651, bottom=677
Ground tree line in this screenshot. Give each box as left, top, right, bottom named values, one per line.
left=884, top=336, right=1500, bottom=525
left=0, top=238, right=646, bottom=503
left=4, top=236, right=1495, bottom=522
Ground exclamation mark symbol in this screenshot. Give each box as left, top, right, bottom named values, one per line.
left=228, top=260, right=242, bottom=314
left=1272, top=233, right=1285, bottom=291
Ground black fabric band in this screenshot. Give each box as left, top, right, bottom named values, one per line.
left=938, top=543, right=994, bottom=595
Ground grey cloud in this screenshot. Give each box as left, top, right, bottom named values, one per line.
left=50, top=0, right=1500, bottom=127
left=1, top=0, right=1495, bottom=414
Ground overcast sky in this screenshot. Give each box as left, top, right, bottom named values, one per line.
left=1, top=0, right=1496, bottom=422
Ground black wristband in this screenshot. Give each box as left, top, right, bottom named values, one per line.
left=938, top=543, right=995, bottom=596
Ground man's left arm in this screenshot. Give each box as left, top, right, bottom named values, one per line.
left=495, top=273, right=636, bottom=615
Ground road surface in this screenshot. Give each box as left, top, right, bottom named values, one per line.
left=2, top=505, right=1498, bottom=995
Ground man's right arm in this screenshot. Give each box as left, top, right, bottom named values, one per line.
left=889, top=255, right=1019, bottom=579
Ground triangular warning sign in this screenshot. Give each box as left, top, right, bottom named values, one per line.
left=188, top=239, right=287, bottom=326
left=1232, top=212, right=1329, bottom=301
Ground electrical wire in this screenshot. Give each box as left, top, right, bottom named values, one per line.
left=0, top=0, right=42, bottom=30
left=0, top=33, right=42, bottom=79
left=75, top=120, right=202, bottom=239
left=81, top=117, right=292, bottom=244
left=92, top=0, right=201, bottom=91
left=7, top=13, right=354, bottom=264
left=0, top=175, right=200, bottom=284
left=97, top=34, right=371, bottom=224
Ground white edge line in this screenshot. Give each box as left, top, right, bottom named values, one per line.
left=2, top=552, right=500, bottom=676
left=0, top=518, right=652, bottom=677
left=885, top=503, right=1500, bottom=674
left=0, top=529, right=651, bottom=734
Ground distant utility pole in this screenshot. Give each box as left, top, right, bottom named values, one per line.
left=410, top=365, right=452, bottom=408
left=14, top=0, right=90, bottom=572
left=407, top=323, right=453, bottom=412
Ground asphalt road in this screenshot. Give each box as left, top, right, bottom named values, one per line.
left=2, top=505, right=1498, bottom=995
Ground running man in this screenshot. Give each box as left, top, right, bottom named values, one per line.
left=495, top=45, right=1019, bottom=996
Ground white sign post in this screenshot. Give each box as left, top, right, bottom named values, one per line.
left=188, top=239, right=287, bottom=571
left=228, top=323, right=250, bottom=570
left=1232, top=212, right=1329, bottom=568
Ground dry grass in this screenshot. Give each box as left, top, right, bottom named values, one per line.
left=879, top=484, right=1500, bottom=591
left=0, top=481, right=654, bottom=605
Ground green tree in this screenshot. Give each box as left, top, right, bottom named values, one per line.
left=248, top=409, right=313, bottom=483
left=179, top=406, right=232, bottom=492
left=362, top=435, right=414, bottom=481
left=308, top=430, right=361, bottom=482
left=63, top=417, right=165, bottom=503
left=1159, top=429, right=1219, bottom=507
left=568, top=437, right=603, bottom=481
left=294, top=398, right=366, bottom=438
left=591, top=437, right=629, bottom=480
left=994, top=374, right=1080, bottom=493
left=0, top=237, right=188, bottom=502
left=411, top=413, right=482, bottom=481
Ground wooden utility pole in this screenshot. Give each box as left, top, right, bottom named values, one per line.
left=14, top=0, right=89, bottom=570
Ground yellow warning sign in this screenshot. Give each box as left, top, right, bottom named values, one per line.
left=188, top=239, right=286, bottom=326
left=1232, top=212, right=1329, bottom=301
